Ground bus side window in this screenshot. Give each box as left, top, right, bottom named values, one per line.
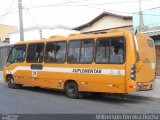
left=26, top=43, right=44, bottom=63
left=7, top=44, right=26, bottom=64
left=96, top=37, right=125, bottom=64
left=36, top=44, right=44, bottom=62
left=56, top=42, right=66, bottom=63
left=68, top=41, right=81, bottom=63
left=80, top=40, right=93, bottom=63
left=45, top=42, right=66, bottom=63
left=68, top=39, right=93, bottom=63
left=110, top=38, right=125, bottom=64
left=96, top=38, right=110, bottom=63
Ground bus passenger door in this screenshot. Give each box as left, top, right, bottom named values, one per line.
left=26, top=43, right=44, bottom=86
left=30, top=64, right=43, bottom=85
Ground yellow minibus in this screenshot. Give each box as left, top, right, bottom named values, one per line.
left=3, top=29, right=156, bottom=98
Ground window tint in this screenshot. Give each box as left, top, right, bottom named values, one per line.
left=110, top=37, right=125, bottom=63
left=45, top=42, right=66, bottom=63
left=96, top=38, right=110, bottom=63
left=68, top=41, right=81, bottom=63
left=56, top=42, right=66, bottom=62
left=26, top=43, right=44, bottom=63
left=96, top=37, right=125, bottom=64
left=68, top=40, right=93, bottom=63
left=80, top=40, right=93, bottom=63
left=7, top=44, right=26, bottom=64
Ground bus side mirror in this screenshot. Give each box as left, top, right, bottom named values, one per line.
left=134, top=29, right=137, bottom=35
left=136, top=61, right=143, bottom=72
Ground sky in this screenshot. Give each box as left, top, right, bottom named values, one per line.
left=0, top=0, right=160, bottom=29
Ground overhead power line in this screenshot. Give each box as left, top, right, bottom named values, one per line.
left=1, top=0, right=160, bottom=27
left=23, top=0, right=160, bottom=17
left=65, top=0, right=160, bottom=16
left=86, top=5, right=160, bottom=16
left=0, top=8, right=17, bottom=17
left=0, top=0, right=17, bottom=23
left=56, top=0, right=155, bottom=6
left=25, top=0, right=155, bottom=9
left=1, top=0, right=160, bottom=20
left=26, top=0, right=91, bottom=9
left=24, top=8, right=38, bottom=26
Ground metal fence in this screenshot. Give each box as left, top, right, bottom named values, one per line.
left=0, top=45, right=10, bottom=70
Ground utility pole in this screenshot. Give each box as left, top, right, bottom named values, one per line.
left=18, top=0, right=24, bottom=41
left=139, top=0, right=144, bottom=32
left=39, top=29, right=42, bottom=39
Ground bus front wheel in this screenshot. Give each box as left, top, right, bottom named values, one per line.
left=66, top=81, right=79, bottom=99
left=7, top=76, right=22, bottom=89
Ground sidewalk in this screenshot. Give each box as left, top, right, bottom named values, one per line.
left=128, top=77, right=160, bottom=103
left=0, top=71, right=3, bottom=83
left=0, top=71, right=160, bottom=102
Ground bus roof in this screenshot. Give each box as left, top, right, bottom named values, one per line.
left=14, top=29, right=131, bottom=45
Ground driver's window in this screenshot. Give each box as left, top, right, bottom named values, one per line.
left=7, top=45, right=26, bottom=64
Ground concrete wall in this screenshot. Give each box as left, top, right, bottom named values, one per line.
left=0, top=46, right=10, bottom=70
left=9, top=28, right=79, bottom=44
left=10, top=29, right=41, bottom=44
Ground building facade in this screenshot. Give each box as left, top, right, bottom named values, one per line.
left=9, top=25, right=79, bottom=44
left=0, top=24, right=17, bottom=43
left=133, top=7, right=160, bottom=75
left=0, top=24, right=16, bottom=70
left=73, top=11, right=133, bottom=34
left=143, top=29, right=160, bottom=75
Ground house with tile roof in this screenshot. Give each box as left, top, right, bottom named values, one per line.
left=73, top=11, right=133, bottom=34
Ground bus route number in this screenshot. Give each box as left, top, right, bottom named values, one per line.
left=32, top=70, right=37, bottom=77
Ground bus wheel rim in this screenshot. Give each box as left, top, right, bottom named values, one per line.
left=8, top=78, right=13, bottom=87
left=68, top=86, right=75, bottom=95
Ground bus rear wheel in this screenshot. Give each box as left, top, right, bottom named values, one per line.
left=66, top=81, right=79, bottom=99
left=7, top=76, right=22, bottom=89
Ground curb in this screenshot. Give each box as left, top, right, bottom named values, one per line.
left=156, top=76, right=160, bottom=79
left=0, top=82, right=4, bottom=84
left=101, top=93, right=160, bottom=103
left=0, top=80, right=4, bottom=84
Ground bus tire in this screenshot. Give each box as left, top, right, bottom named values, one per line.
left=66, top=81, right=79, bottom=99
left=7, top=75, right=22, bottom=89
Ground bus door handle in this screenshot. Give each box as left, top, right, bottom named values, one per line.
left=31, top=64, right=43, bottom=70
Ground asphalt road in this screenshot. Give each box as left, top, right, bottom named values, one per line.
left=0, top=83, right=160, bottom=114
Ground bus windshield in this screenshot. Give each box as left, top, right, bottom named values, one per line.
left=6, top=45, right=26, bottom=66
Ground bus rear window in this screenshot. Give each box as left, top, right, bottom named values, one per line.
left=148, top=39, right=154, bottom=48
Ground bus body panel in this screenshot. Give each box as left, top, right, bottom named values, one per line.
left=136, top=33, right=156, bottom=90
left=4, top=63, right=126, bottom=93
left=3, top=29, right=156, bottom=95
left=124, top=32, right=137, bottom=93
